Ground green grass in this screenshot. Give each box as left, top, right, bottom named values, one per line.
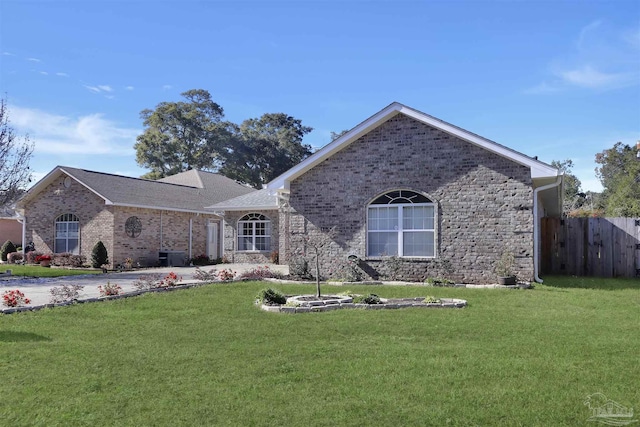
left=0, top=277, right=638, bottom=426
left=0, top=264, right=100, bottom=277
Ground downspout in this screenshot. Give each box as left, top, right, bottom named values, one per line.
left=160, top=211, right=164, bottom=250
left=17, top=213, right=26, bottom=253
left=188, top=218, right=193, bottom=260
left=533, top=176, right=562, bottom=283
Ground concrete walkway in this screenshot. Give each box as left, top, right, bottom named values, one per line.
left=0, top=264, right=289, bottom=308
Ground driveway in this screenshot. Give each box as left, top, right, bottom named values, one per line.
left=0, top=263, right=289, bottom=308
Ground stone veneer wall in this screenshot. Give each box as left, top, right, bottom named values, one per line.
left=24, top=174, right=219, bottom=268
left=286, top=114, right=534, bottom=284
left=23, top=174, right=116, bottom=266
left=222, top=210, right=279, bottom=263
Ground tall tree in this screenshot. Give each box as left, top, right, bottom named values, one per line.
left=595, top=142, right=640, bottom=217
left=219, top=113, right=313, bottom=188
left=551, top=159, right=585, bottom=214
left=0, top=97, right=33, bottom=207
left=134, top=89, right=230, bottom=179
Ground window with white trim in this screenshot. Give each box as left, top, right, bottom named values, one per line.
left=238, top=213, right=271, bottom=251
left=55, top=213, right=80, bottom=254
left=367, top=190, right=435, bottom=257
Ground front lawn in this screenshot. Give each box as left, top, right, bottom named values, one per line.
left=0, top=264, right=100, bottom=278
left=0, top=277, right=638, bottom=426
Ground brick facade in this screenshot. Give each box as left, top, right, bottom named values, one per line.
left=222, top=209, right=279, bottom=263
left=23, top=174, right=219, bottom=268
left=285, top=114, right=534, bottom=284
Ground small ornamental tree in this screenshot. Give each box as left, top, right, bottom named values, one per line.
left=0, top=240, right=17, bottom=262
left=91, top=241, right=109, bottom=268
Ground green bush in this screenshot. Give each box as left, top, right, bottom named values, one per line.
left=91, top=241, right=109, bottom=268
left=353, top=294, right=381, bottom=304
left=256, top=288, right=287, bottom=306
left=0, top=240, right=17, bottom=262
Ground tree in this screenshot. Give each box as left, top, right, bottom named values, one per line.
left=551, top=159, right=585, bottom=214
left=295, top=226, right=338, bottom=298
left=595, top=142, right=640, bottom=217
left=91, top=241, right=109, bottom=268
left=219, top=113, right=313, bottom=188
left=0, top=97, right=33, bottom=207
left=134, top=89, right=231, bottom=179
left=330, top=130, right=349, bottom=141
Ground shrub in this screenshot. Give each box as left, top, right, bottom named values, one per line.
left=49, top=284, right=84, bottom=303
left=132, top=272, right=181, bottom=290
left=237, top=265, right=283, bottom=280
left=52, top=252, right=86, bottom=267
left=2, top=289, right=31, bottom=307
left=353, top=294, right=381, bottom=304
left=190, top=254, right=222, bottom=265
left=91, top=241, right=109, bottom=268
left=26, top=251, right=43, bottom=264
left=98, top=282, right=122, bottom=296
left=0, top=240, right=17, bottom=262
left=218, top=269, right=236, bottom=281
left=35, top=254, right=52, bottom=263
left=424, top=277, right=455, bottom=286
left=329, top=260, right=363, bottom=282
left=423, top=296, right=441, bottom=304
left=269, top=250, right=279, bottom=264
left=132, top=274, right=164, bottom=290
left=289, top=256, right=311, bottom=279
left=193, top=267, right=218, bottom=282
left=7, top=252, right=23, bottom=264
left=256, top=288, right=287, bottom=306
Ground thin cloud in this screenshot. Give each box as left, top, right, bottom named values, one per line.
left=527, top=21, right=640, bottom=94
left=125, top=86, right=134, bottom=91
left=559, top=65, right=635, bottom=89
left=27, top=57, right=41, bottom=63
left=2, top=52, right=15, bottom=56
left=162, top=85, right=173, bottom=90
left=56, top=72, right=69, bottom=77
left=39, top=71, right=49, bottom=76
left=9, top=105, right=140, bottom=156
left=83, top=84, right=114, bottom=94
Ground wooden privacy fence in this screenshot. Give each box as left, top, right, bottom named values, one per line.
left=541, top=217, right=640, bottom=278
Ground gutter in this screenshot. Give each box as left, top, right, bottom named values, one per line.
left=533, top=175, right=563, bottom=283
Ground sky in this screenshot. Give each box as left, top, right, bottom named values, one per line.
left=1, top=0, right=639, bottom=193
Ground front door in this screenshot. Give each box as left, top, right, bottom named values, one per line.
left=207, top=221, right=220, bottom=259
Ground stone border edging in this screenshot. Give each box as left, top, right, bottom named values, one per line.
left=0, top=282, right=207, bottom=315
left=259, top=297, right=467, bottom=313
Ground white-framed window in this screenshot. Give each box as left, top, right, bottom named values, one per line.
left=367, top=190, right=435, bottom=258
left=238, top=213, right=271, bottom=251
left=55, top=213, right=80, bottom=254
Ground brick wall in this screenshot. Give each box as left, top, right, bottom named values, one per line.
left=286, top=113, right=534, bottom=284
left=24, top=174, right=219, bottom=268
left=222, top=209, right=279, bottom=263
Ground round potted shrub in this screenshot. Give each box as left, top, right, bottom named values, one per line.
left=494, top=251, right=517, bottom=285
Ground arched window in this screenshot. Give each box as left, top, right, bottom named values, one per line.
left=55, top=213, right=80, bottom=254
left=238, top=213, right=271, bottom=251
left=367, top=190, right=435, bottom=258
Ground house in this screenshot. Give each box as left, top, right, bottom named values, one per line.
left=15, top=167, right=254, bottom=268
left=210, top=102, right=562, bottom=283
left=0, top=207, right=22, bottom=247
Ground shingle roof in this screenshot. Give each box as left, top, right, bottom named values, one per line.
left=206, top=189, right=278, bottom=211
left=18, top=167, right=255, bottom=214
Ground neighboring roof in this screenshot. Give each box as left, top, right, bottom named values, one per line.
left=206, top=189, right=278, bottom=211
left=0, top=206, right=18, bottom=219
left=16, top=167, right=255, bottom=214
left=268, top=102, right=560, bottom=192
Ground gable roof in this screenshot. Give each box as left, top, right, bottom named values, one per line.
left=268, top=102, right=560, bottom=192
left=206, top=189, right=278, bottom=212
left=16, top=167, right=255, bottom=214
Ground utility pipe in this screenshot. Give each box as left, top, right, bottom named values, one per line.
left=188, top=218, right=193, bottom=260
left=533, top=176, right=563, bottom=283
